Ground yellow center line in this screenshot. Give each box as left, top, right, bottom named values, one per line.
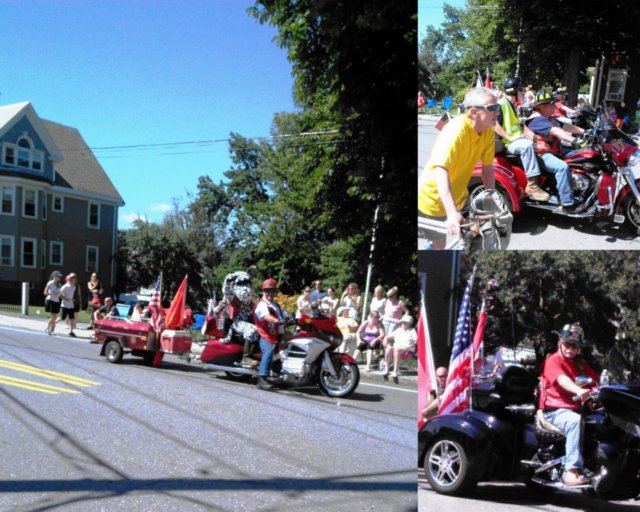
left=0, top=359, right=101, bottom=387
left=0, top=375, right=80, bottom=394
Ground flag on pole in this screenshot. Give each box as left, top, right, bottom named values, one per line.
left=475, top=70, right=484, bottom=89
left=417, top=293, right=437, bottom=429
left=165, top=274, right=188, bottom=330
left=472, top=302, right=487, bottom=375
left=485, top=67, right=492, bottom=90
left=438, top=278, right=474, bottom=415
left=149, top=275, right=165, bottom=333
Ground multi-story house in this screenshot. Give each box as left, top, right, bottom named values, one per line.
left=0, top=102, right=124, bottom=305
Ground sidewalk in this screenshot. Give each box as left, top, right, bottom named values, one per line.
left=0, top=312, right=416, bottom=386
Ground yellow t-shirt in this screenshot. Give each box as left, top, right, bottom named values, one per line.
left=418, top=115, right=495, bottom=217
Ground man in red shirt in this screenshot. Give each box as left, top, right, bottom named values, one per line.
left=539, top=323, right=599, bottom=486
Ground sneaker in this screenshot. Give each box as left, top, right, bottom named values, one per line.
left=390, top=371, right=398, bottom=378
left=68, top=332, right=76, bottom=338
left=364, top=366, right=371, bottom=373
left=525, top=178, right=550, bottom=201
left=562, top=469, right=589, bottom=486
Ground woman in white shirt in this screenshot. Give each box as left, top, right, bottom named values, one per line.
left=44, top=271, right=63, bottom=335
left=296, top=287, right=312, bottom=318
left=383, top=314, right=417, bottom=378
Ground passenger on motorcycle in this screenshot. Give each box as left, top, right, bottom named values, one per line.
left=538, top=323, right=600, bottom=486
left=418, top=87, right=497, bottom=246
left=253, top=278, right=285, bottom=391
left=552, top=87, right=577, bottom=125
left=494, top=77, right=550, bottom=202
left=524, top=90, right=586, bottom=212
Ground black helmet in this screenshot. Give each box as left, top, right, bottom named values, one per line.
left=557, top=323, right=586, bottom=346
left=503, top=77, right=521, bottom=94
left=533, top=89, right=554, bottom=107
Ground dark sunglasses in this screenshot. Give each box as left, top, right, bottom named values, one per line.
left=472, top=103, right=500, bottom=112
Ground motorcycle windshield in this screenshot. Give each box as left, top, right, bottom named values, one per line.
left=599, top=384, right=640, bottom=424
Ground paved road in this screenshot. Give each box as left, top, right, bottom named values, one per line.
left=418, top=115, right=640, bottom=250
left=418, top=469, right=640, bottom=512
left=0, top=326, right=417, bottom=511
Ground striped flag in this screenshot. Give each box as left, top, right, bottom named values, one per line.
left=472, top=303, right=487, bottom=375
left=149, top=275, right=165, bottom=333
left=417, top=293, right=437, bottom=429
left=438, top=278, right=474, bottom=415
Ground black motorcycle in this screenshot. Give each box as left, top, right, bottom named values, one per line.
left=418, top=365, right=640, bottom=500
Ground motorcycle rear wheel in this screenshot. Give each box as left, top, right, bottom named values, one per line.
left=424, top=437, right=477, bottom=496
left=318, top=362, right=359, bottom=398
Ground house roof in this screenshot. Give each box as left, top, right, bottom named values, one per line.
left=42, top=120, right=124, bottom=206
left=0, top=102, right=63, bottom=161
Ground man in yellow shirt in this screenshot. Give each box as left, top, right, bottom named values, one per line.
left=418, top=87, right=497, bottom=244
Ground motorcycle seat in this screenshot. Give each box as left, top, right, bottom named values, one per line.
left=535, top=409, right=566, bottom=442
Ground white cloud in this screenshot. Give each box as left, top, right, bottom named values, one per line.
left=149, top=203, right=172, bottom=213
left=120, top=212, right=147, bottom=225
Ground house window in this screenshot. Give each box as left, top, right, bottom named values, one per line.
left=1, top=186, right=15, bottom=215
left=41, top=240, right=46, bottom=268
left=22, top=189, right=38, bottom=218
left=0, top=236, right=14, bottom=266
left=42, top=193, right=47, bottom=220
left=21, top=237, right=37, bottom=268
left=86, top=245, right=99, bottom=273
left=50, top=241, right=63, bottom=266
left=88, top=202, right=100, bottom=228
left=52, top=195, right=64, bottom=213
left=2, top=137, right=45, bottom=173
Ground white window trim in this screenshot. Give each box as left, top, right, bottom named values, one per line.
left=22, top=188, right=38, bottom=219
left=0, top=186, right=15, bottom=216
left=52, top=195, right=64, bottom=213
left=87, top=202, right=101, bottom=229
left=20, top=237, right=37, bottom=269
left=86, top=245, right=99, bottom=273
left=0, top=235, right=15, bottom=267
left=2, top=140, right=45, bottom=173
left=50, top=240, right=64, bottom=266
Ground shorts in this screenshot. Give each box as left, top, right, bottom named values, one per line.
left=45, top=299, right=61, bottom=314
left=357, top=339, right=381, bottom=352
left=60, top=307, right=75, bottom=320
left=73, top=301, right=80, bottom=313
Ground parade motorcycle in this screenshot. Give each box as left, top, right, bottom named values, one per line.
left=468, top=103, right=640, bottom=235
left=419, top=365, right=640, bottom=500
left=191, top=307, right=360, bottom=398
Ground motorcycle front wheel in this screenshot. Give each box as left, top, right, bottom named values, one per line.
left=424, top=437, right=477, bottom=496
left=622, top=194, right=640, bottom=235
left=318, top=361, right=360, bottom=398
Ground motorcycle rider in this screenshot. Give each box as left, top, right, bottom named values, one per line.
left=539, top=323, right=600, bottom=486
left=253, top=278, right=285, bottom=391
left=524, top=90, right=585, bottom=212
left=418, top=87, right=497, bottom=245
left=553, top=87, right=576, bottom=125
left=494, top=77, right=550, bottom=202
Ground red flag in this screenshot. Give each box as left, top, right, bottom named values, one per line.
left=472, top=306, right=487, bottom=375
left=485, top=67, right=492, bottom=90
left=149, top=275, right=165, bottom=333
left=417, top=296, right=436, bottom=429
left=439, top=280, right=473, bottom=415
left=165, top=275, right=188, bottom=330
left=435, top=112, right=449, bottom=132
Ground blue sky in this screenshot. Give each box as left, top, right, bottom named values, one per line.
left=418, top=0, right=466, bottom=39
left=1, top=0, right=295, bottom=228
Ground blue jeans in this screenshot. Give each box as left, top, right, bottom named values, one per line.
left=506, top=138, right=542, bottom=179
left=258, top=337, right=276, bottom=377
left=540, top=153, right=574, bottom=206
left=544, top=408, right=583, bottom=470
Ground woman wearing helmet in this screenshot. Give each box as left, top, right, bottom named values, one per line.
left=538, top=323, right=600, bottom=486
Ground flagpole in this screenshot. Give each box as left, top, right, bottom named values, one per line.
left=421, top=291, right=438, bottom=405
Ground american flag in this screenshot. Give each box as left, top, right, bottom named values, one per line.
left=149, top=275, right=165, bottom=332
left=438, top=278, right=473, bottom=415
left=417, top=292, right=437, bottom=429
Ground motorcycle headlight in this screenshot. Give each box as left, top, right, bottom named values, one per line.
left=628, top=149, right=640, bottom=168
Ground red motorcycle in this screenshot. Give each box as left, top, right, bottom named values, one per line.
left=193, top=310, right=360, bottom=398
left=468, top=103, right=640, bottom=234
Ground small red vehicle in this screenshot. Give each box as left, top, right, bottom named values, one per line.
left=94, top=318, right=192, bottom=367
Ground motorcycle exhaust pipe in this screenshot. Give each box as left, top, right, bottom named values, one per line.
left=201, top=363, right=255, bottom=375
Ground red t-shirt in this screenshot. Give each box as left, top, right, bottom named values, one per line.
left=539, top=351, right=599, bottom=412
